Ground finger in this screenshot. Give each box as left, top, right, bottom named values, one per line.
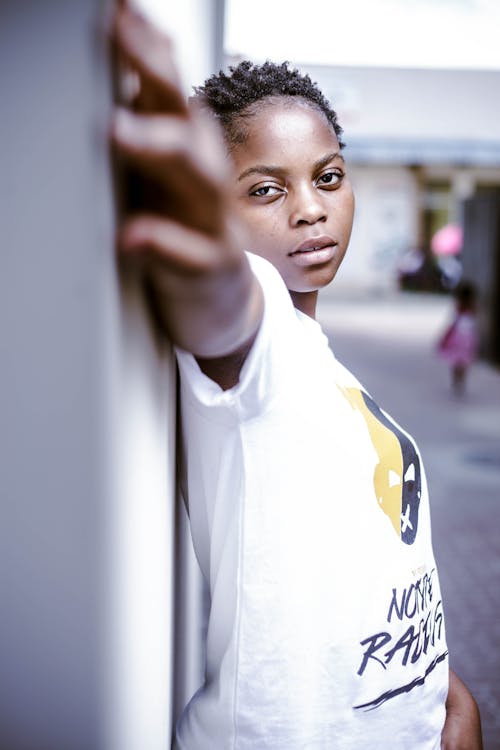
left=117, top=214, right=237, bottom=276
left=114, top=7, right=187, bottom=116
left=112, top=107, right=191, bottom=166
left=112, top=108, right=227, bottom=234
left=112, top=106, right=229, bottom=179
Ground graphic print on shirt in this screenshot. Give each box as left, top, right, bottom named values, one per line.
left=339, top=387, right=448, bottom=710
left=341, top=387, right=421, bottom=544
left=354, top=566, right=447, bottom=710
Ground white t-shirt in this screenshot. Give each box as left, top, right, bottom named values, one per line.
left=174, top=253, right=448, bottom=750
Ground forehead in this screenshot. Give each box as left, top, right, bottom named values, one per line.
left=232, top=100, right=340, bottom=169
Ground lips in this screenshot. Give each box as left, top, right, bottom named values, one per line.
left=288, top=236, right=338, bottom=268
left=289, top=235, right=337, bottom=256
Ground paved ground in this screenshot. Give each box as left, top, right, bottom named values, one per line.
left=317, top=290, right=500, bottom=749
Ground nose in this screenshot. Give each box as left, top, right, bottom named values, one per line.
left=289, top=185, right=327, bottom=226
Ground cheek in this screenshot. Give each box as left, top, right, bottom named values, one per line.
left=240, top=211, right=282, bottom=250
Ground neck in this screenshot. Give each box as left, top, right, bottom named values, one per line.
left=289, top=290, right=318, bottom=319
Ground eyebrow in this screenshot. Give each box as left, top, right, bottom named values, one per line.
left=237, top=151, right=344, bottom=182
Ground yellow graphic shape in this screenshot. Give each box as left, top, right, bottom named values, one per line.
left=339, top=386, right=403, bottom=538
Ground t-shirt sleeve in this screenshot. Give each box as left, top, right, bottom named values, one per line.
left=175, top=252, right=300, bottom=421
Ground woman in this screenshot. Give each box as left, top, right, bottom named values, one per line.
left=112, top=7, right=482, bottom=749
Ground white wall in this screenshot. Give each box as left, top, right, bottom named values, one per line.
left=0, top=1, right=219, bottom=748
left=307, top=65, right=500, bottom=143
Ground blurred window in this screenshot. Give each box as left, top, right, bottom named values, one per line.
left=476, top=182, right=500, bottom=195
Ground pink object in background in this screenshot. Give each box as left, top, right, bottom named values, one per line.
left=431, top=223, right=463, bottom=256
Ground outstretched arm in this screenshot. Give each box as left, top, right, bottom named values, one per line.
left=112, top=7, right=263, bottom=387
left=441, top=668, right=482, bottom=749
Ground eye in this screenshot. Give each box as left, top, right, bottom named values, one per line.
left=249, top=184, right=283, bottom=198
left=316, top=169, right=344, bottom=189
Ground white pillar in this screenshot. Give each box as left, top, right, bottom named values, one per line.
left=0, top=1, right=223, bottom=748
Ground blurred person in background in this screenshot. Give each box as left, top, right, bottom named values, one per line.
left=112, top=6, right=482, bottom=749
left=437, top=281, right=479, bottom=395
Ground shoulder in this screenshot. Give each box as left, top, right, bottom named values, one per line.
left=176, top=252, right=301, bottom=412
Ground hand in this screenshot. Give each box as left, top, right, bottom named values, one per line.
left=441, top=669, right=483, bottom=749
left=111, top=6, right=262, bottom=360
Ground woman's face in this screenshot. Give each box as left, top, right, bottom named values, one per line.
left=230, top=99, right=355, bottom=308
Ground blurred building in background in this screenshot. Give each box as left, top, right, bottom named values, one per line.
left=306, top=63, right=500, bottom=363
left=305, top=64, right=500, bottom=293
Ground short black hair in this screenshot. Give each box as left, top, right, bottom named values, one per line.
left=192, top=60, right=344, bottom=150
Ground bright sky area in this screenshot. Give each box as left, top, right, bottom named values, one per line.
left=225, top=0, right=500, bottom=69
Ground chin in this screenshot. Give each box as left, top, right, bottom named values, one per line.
left=294, top=266, right=339, bottom=293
